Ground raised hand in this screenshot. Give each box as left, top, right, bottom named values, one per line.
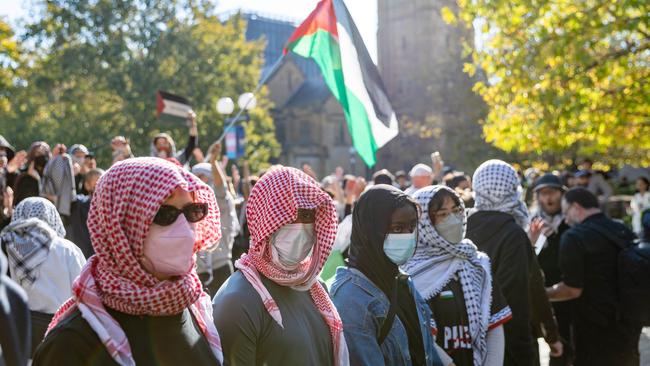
left=528, top=217, right=547, bottom=246
left=6, top=150, right=27, bottom=173
left=188, top=110, right=198, bottom=136
left=209, top=142, right=222, bottom=165
left=3, top=187, right=13, bottom=217
left=548, top=340, right=563, bottom=357
left=53, top=144, right=67, bottom=156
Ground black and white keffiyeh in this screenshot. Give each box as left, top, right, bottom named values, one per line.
left=402, top=185, right=493, bottom=366
left=1, top=197, right=66, bottom=285
left=471, top=159, right=530, bottom=230
left=12, top=196, right=66, bottom=237
left=1, top=218, right=57, bottom=285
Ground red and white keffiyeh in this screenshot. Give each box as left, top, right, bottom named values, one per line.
left=235, top=166, right=349, bottom=366
left=47, top=157, right=223, bottom=366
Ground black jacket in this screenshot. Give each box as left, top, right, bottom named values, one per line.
left=466, top=210, right=535, bottom=366
left=0, top=252, right=31, bottom=366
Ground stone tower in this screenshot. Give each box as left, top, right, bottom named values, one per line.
left=377, top=0, right=495, bottom=173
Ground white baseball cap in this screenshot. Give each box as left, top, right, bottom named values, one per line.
left=409, top=163, right=432, bottom=177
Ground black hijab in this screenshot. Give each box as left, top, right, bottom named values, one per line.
left=348, top=184, right=425, bottom=364
left=349, top=184, right=412, bottom=295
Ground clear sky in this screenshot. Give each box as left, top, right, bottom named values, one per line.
left=0, top=0, right=379, bottom=62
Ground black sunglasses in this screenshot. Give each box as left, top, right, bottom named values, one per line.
left=153, top=202, right=208, bottom=226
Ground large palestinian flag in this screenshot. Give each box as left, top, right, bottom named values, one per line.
left=284, top=0, right=398, bottom=167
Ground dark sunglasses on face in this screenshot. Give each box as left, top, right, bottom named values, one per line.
left=153, top=202, right=208, bottom=226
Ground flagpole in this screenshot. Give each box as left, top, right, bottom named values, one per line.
left=215, top=54, right=286, bottom=143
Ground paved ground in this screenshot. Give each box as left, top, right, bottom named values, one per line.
left=537, top=327, right=650, bottom=366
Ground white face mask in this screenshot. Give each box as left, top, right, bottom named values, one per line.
left=435, top=213, right=465, bottom=244
left=141, top=215, right=196, bottom=277
left=270, top=223, right=316, bottom=270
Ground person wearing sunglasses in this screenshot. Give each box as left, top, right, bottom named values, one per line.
left=33, top=157, right=224, bottom=366
left=212, top=166, right=348, bottom=366
left=402, top=186, right=512, bottom=366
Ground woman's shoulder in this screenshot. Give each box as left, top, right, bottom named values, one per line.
left=330, top=268, right=386, bottom=313
left=34, top=309, right=106, bottom=364
left=42, top=309, right=95, bottom=341
left=212, top=271, right=265, bottom=316
left=50, top=237, right=85, bottom=259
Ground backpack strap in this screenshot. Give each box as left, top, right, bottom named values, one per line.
left=377, top=274, right=412, bottom=345
left=377, top=276, right=400, bottom=345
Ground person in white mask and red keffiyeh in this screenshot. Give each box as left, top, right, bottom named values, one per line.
left=212, top=166, right=349, bottom=366
left=402, top=185, right=512, bottom=366
left=32, top=157, right=224, bottom=366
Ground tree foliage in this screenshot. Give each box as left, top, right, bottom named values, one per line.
left=0, top=19, right=20, bottom=113
left=448, top=0, right=650, bottom=165
left=0, top=1, right=279, bottom=171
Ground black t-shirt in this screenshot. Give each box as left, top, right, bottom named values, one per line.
left=69, top=195, right=94, bottom=258
left=212, top=271, right=333, bottom=366
left=427, top=276, right=511, bottom=366
left=32, top=307, right=220, bottom=366
left=559, top=213, right=634, bottom=327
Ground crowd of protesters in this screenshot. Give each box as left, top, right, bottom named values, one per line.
left=0, top=111, right=649, bottom=366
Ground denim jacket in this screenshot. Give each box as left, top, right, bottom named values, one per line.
left=331, top=267, right=444, bottom=366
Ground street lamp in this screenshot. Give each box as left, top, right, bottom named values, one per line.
left=215, top=92, right=256, bottom=143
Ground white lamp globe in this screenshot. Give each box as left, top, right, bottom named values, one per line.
left=238, top=92, right=257, bottom=110
left=216, top=97, right=235, bottom=115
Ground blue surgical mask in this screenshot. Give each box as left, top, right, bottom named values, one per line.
left=383, top=232, right=417, bottom=265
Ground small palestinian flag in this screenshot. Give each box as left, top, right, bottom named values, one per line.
left=156, top=91, right=192, bottom=123
left=284, top=0, right=399, bottom=167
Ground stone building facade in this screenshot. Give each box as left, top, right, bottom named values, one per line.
left=376, top=0, right=496, bottom=172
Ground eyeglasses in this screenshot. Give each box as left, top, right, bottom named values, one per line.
left=432, top=206, right=464, bottom=221
left=153, top=202, right=208, bottom=226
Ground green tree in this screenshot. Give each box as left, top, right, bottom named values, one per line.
left=448, top=0, right=650, bottom=165
left=0, top=19, right=20, bottom=114
left=0, top=1, right=279, bottom=170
